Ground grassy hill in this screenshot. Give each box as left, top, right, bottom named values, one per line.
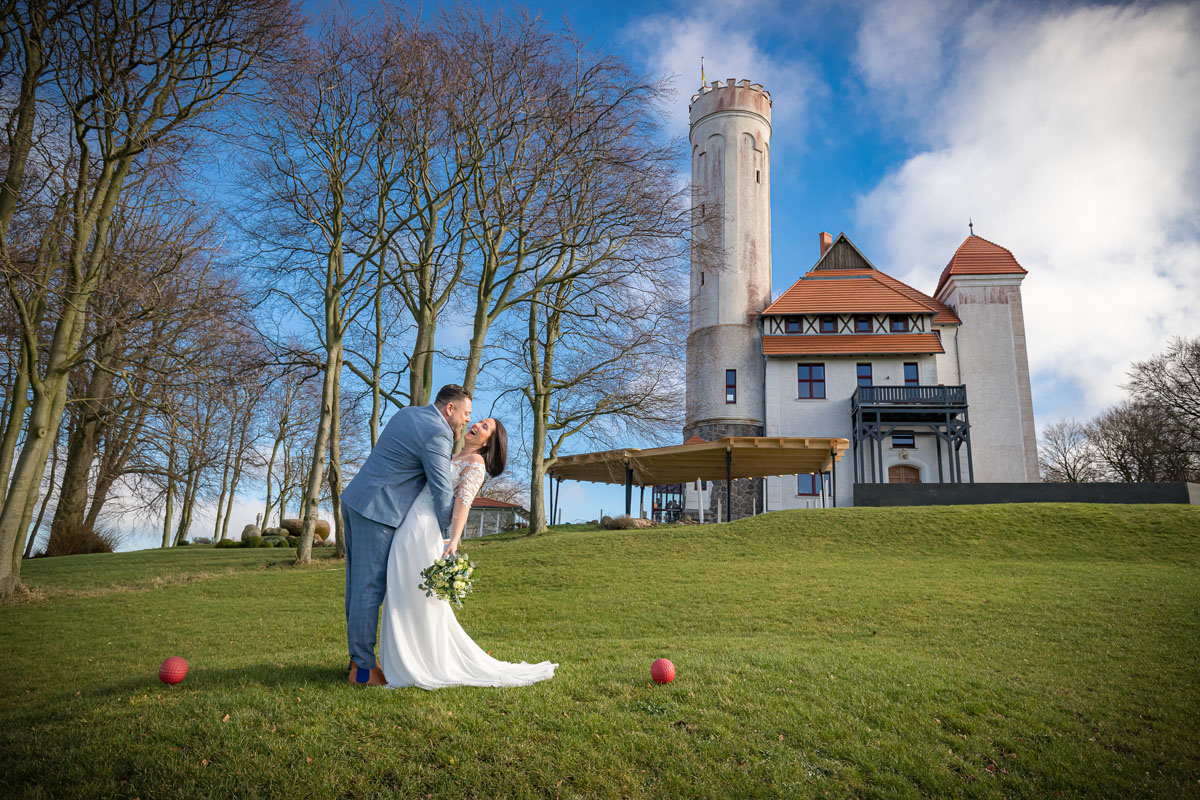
left=2, top=503, right=1198, bottom=799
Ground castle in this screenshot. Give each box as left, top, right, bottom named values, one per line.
left=661, top=78, right=1039, bottom=519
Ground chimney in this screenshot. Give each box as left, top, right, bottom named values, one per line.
left=819, top=231, right=833, bottom=257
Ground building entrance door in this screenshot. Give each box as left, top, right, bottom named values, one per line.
left=888, top=464, right=920, bottom=484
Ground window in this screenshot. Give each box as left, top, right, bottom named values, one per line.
left=904, top=362, right=919, bottom=386
left=725, top=369, right=736, bottom=404
left=892, top=431, right=915, bottom=448
left=700, top=272, right=704, bottom=286
left=798, top=473, right=831, bottom=496
left=785, top=318, right=800, bottom=334
left=820, top=316, right=837, bottom=333
left=855, top=315, right=872, bottom=333
left=856, top=363, right=873, bottom=387
left=890, top=315, right=909, bottom=332
left=756, top=169, right=761, bottom=183
left=797, top=363, right=826, bottom=399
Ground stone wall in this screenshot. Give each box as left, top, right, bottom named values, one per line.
left=683, top=422, right=764, bottom=520
left=854, top=482, right=1200, bottom=507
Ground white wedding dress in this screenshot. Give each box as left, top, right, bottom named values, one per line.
left=378, top=458, right=558, bottom=690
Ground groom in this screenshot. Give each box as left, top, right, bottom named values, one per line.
left=340, top=384, right=472, bottom=686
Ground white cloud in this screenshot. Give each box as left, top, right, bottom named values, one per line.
left=622, top=0, right=822, bottom=142
left=855, top=0, right=963, bottom=118
left=855, top=2, right=1200, bottom=421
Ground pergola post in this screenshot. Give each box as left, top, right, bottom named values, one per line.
left=725, top=447, right=732, bottom=522
left=830, top=448, right=838, bottom=507
left=964, top=409, right=975, bottom=483
left=624, top=463, right=633, bottom=516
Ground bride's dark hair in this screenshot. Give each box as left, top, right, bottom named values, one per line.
left=481, top=419, right=507, bottom=477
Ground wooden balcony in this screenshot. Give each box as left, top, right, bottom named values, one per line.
left=851, top=385, right=967, bottom=412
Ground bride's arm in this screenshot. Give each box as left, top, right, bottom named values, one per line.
left=441, top=462, right=486, bottom=556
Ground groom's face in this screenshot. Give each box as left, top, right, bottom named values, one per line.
left=445, top=398, right=472, bottom=436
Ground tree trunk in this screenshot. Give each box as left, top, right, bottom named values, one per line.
left=47, top=341, right=118, bottom=550
left=328, top=366, right=345, bottom=558
left=370, top=259, right=384, bottom=447
left=0, top=353, right=30, bottom=503
left=296, top=335, right=340, bottom=565
left=160, top=480, right=174, bottom=549
left=261, top=431, right=282, bottom=532
left=174, top=458, right=198, bottom=546
left=408, top=303, right=434, bottom=407
left=25, top=427, right=60, bottom=559
left=0, top=352, right=70, bottom=594
left=212, top=408, right=238, bottom=540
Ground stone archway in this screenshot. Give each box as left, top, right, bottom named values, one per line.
left=888, top=464, right=921, bottom=484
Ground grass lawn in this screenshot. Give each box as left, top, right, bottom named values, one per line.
left=1, top=503, right=1198, bottom=799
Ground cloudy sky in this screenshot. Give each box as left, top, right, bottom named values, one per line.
left=120, top=0, right=1200, bottom=544
left=495, top=0, right=1198, bottom=520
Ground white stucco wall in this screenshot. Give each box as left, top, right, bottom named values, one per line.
left=937, top=276, right=1038, bottom=482
left=762, top=353, right=943, bottom=508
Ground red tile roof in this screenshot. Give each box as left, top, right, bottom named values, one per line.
left=684, top=435, right=706, bottom=444
left=762, top=333, right=945, bottom=356
left=934, top=235, right=1027, bottom=296
left=763, top=233, right=960, bottom=324
left=472, top=496, right=524, bottom=509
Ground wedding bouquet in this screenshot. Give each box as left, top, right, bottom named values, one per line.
left=418, top=552, right=477, bottom=608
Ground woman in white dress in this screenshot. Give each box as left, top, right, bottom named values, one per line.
left=378, top=417, right=558, bottom=690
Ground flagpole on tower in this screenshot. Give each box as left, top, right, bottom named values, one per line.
left=701, top=56, right=705, bottom=87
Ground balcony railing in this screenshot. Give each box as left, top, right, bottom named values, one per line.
left=852, top=385, right=967, bottom=410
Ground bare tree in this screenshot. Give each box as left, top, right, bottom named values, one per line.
left=478, top=472, right=530, bottom=509
left=240, top=10, right=387, bottom=563
left=1125, top=336, right=1200, bottom=457
left=0, top=0, right=299, bottom=596
left=1038, top=418, right=1102, bottom=483
left=1086, top=400, right=1193, bottom=482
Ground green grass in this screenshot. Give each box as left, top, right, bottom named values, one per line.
left=2, top=503, right=1198, bottom=799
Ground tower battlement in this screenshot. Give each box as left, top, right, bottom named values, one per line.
left=689, top=78, right=772, bottom=108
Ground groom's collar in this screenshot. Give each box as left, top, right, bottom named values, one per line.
left=431, top=403, right=453, bottom=431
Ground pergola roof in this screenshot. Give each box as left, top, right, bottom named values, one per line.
left=546, top=437, right=850, bottom=486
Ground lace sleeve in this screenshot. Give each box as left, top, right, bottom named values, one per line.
left=453, top=462, right=487, bottom=510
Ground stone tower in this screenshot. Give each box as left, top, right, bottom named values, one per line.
left=684, top=79, right=773, bottom=520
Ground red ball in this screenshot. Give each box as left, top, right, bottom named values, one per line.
left=159, top=656, right=188, bottom=685
left=651, top=658, right=675, bottom=684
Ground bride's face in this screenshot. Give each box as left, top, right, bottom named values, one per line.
left=463, top=418, right=495, bottom=450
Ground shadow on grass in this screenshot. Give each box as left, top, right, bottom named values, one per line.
left=32, top=663, right=357, bottom=713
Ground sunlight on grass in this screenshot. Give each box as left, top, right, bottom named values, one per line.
left=2, top=504, right=1198, bottom=798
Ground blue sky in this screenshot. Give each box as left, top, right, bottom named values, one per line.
left=427, top=0, right=1198, bottom=521
left=126, top=0, right=1196, bottom=544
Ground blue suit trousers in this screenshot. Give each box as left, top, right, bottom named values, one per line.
left=343, top=504, right=396, bottom=671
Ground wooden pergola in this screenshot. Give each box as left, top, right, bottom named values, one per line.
left=546, top=436, right=850, bottom=521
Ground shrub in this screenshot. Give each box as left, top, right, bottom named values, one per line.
left=286, top=536, right=299, bottom=548
left=176, top=539, right=190, bottom=546
left=276, top=538, right=292, bottom=547
left=602, top=515, right=652, bottom=530
left=215, top=538, right=240, bottom=549
left=40, top=521, right=121, bottom=557
left=262, top=535, right=287, bottom=548
left=599, top=516, right=613, bottom=528
left=240, top=535, right=264, bottom=548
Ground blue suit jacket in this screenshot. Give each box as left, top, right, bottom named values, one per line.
left=341, top=404, right=455, bottom=534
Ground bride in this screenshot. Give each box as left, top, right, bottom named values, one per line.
left=378, top=417, right=557, bottom=690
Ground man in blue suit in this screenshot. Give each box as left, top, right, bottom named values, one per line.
left=340, top=384, right=471, bottom=686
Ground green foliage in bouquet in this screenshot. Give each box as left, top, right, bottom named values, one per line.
left=417, top=553, right=477, bottom=608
